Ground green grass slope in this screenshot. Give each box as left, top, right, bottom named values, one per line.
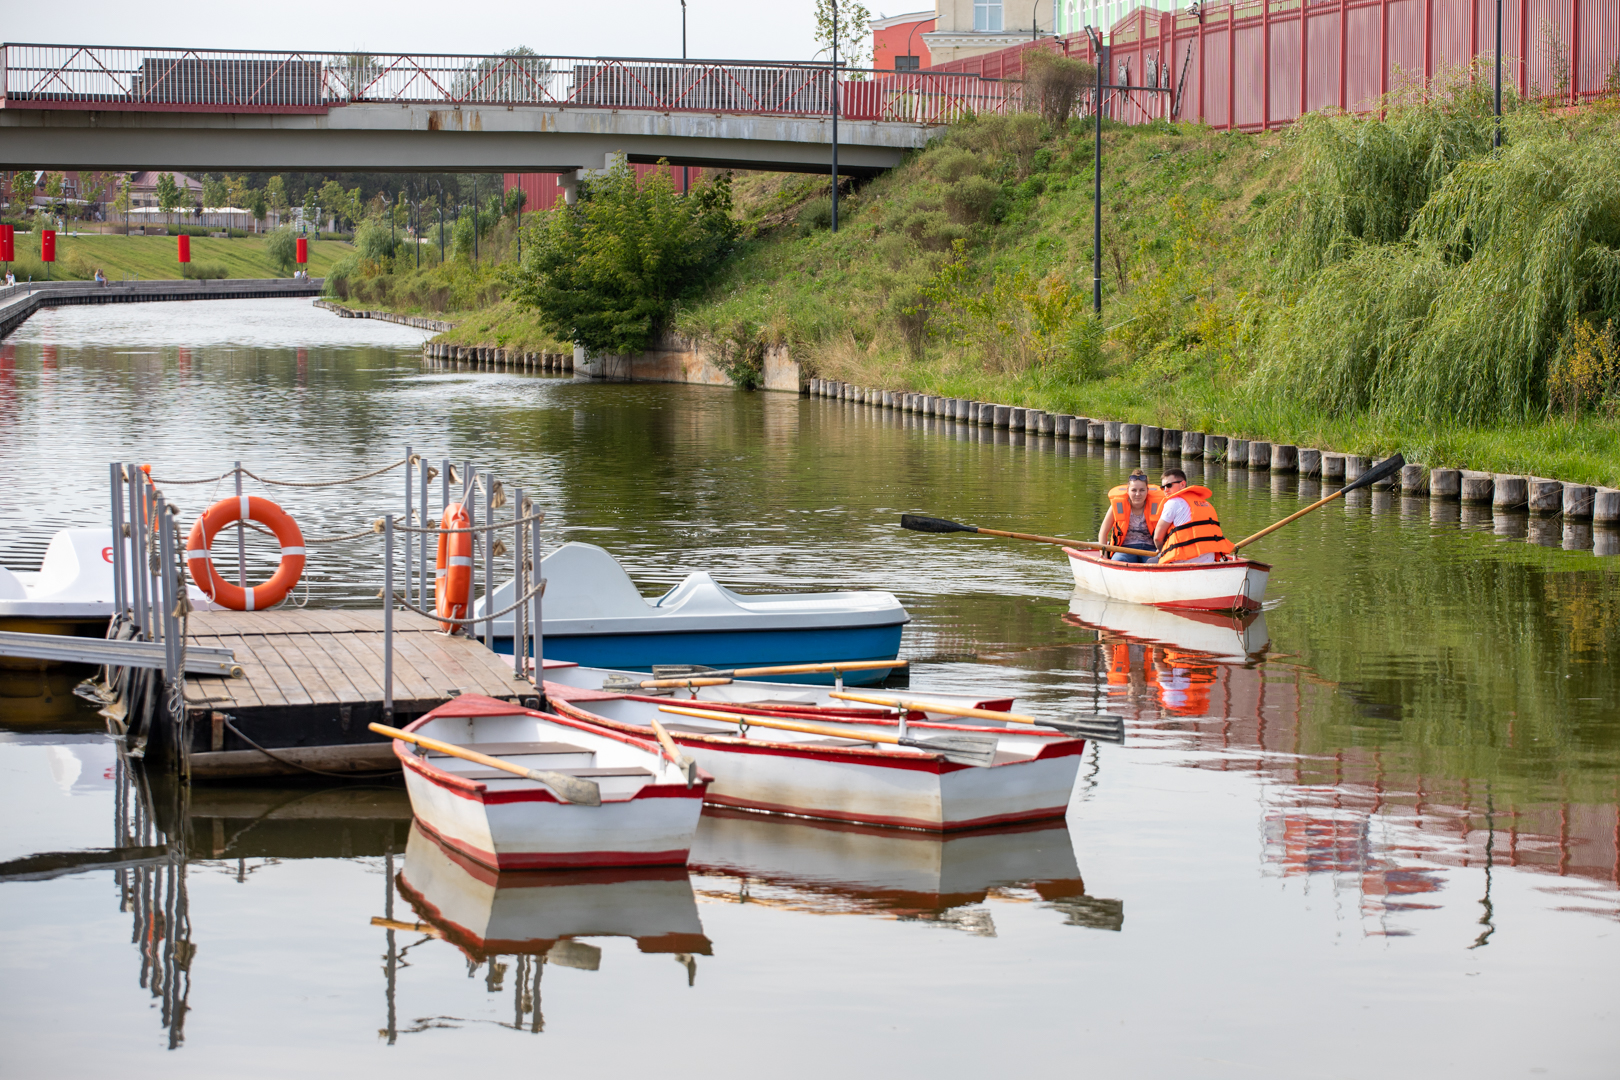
left=2, top=234, right=351, bottom=282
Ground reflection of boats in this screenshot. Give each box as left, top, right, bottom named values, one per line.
left=689, top=808, right=1123, bottom=932
left=395, top=694, right=710, bottom=870
left=547, top=687, right=1086, bottom=831
left=475, top=541, right=908, bottom=683
left=1064, top=591, right=1269, bottom=663
left=1065, top=548, right=1269, bottom=613
left=395, top=821, right=710, bottom=960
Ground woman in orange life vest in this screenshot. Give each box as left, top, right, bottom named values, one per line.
left=1097, top=470, right=1165, bottom=563
left=1153, top=468, right=1236, bottom=565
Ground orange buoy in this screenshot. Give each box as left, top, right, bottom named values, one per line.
left=435, top=502, right=473, bottom=632
left=186, top=496, right=306, bottom=611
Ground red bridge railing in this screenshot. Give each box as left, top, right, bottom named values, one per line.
left=0, top=44, right=1023, bottom=123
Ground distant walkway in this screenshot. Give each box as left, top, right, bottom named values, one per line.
left=0, top=278, right=323, bottom=339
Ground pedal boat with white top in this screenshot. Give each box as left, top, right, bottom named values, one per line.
left=392, top=694, right=712, bottom=871
left=543, top=683, right=1087, bottom=832
left=474, top=542, right=909, bottom=684
left=0, top=528, right=121, bottom=637
left=1065, top=548, right=1270, bottom=613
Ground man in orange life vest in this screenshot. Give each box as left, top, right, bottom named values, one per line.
left=1097, top=470, right=1164, bottom=563
left=1153, top=468, right=1236, bottom=564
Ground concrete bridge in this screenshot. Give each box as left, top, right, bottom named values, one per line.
left=0, top=44, right=1022, bottom=176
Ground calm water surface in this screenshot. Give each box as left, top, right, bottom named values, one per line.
left=2, top=300, right=1617, bottom=1077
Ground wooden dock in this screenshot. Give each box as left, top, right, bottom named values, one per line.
left=183, top=608, right=532, bottom=780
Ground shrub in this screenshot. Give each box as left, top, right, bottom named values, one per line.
left=180, top=262, right=228, bottom=279
left=944, top=175, right=1002, bottom=224
left=797, top=197, right=834, bottom=235
left=1022, top=50, right=1096, bottom=128
left=355, top=217, right=398, bottom=262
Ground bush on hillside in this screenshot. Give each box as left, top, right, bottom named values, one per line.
left=506, top=161, right=738, bottom=355
left=1023, top=50, right=1096, bottom=128
left=180, top=262, right=228, bottom=279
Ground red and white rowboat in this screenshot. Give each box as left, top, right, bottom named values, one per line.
left=1065, top=548, right=1270, bottom=613
left=392, top=695, right=712, bottom=871
left=544, top=682, right=1087, bottom=832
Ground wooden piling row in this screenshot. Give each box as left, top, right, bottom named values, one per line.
left=420, top=342, right=574, bottom=373
left=802, top=377, right=1620, bottom=550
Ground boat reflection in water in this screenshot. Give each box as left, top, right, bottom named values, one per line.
left=689, top=807, right=1122, bottom=935
left=1065, top=590, right=1270, bottom=666
left=379, top=822, right=711, bottom=1036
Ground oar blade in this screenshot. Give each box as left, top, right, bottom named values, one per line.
left=601, top=673, right=650, bottom=692
left=1040, top=715, right=1126, bottom=743
left=653, top=664, right=717, bottom=678
left=903, top=733, right=1000, bottom=767
left=901, top=514, right=978, bottom=535
left=1342, top=452, right=1405, bottom=494
left=528, top=769, right=602, bottom=806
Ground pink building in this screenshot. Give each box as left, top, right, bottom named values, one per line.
left=870, top=11, right=937, bottom=71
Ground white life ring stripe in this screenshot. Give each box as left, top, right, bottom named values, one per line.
left=240, top=493, right=251, bottom=522
left=448, top=556, right=473, bottom=567
left=280, top=546, right=306, bottom=557
left=244, top=586, right=256, bottom=611
left=187, top=549, right=211, bottom=562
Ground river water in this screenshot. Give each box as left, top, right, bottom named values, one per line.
left=2, top=300, right=1617, bottom=1077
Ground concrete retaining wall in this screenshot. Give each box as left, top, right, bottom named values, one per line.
left=313, top=299, right=454, bottom=332
left=1, top=278, right=324, bottom=339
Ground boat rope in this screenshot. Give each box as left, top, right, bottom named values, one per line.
left=387, top=575, right=546, bottom=626
left=149, top=456, right=409, bottom=487
left=215, top=510, right=543, bottom=546
left=218, top=714, right=398, bottom=778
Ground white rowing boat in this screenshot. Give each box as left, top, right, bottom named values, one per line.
left=544, top=684, right=1086, bottom=832
left=1065, top=548, right=1270, bottom=613
left=391, top=694, right=711, bottom=871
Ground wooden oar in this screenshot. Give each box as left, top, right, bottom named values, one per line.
left=829, top=691, right=1126, bottom=743
left=1233, top=453, right=1405, bottom=551
left=600, top=675, right=736, bottom=691
left=901, top=515, right=1144, bottom=557
left=369, top=722, right=602, bottom=806
left=657, top=703, right=1000, bottom=767
left=648, top=715, right=699, bottom=788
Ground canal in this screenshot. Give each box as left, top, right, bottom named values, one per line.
left=2, top=299, right=1617, bottom=1076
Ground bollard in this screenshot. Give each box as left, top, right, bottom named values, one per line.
left=1399, top=463, right=1430, bottom=495
left=1182, top=431, right=1204, bottom=457
left=1271, top=444, right=1298, bottom=472
left=1593, top=488, right=1620, bottom=525
left=1054, top=415, right=1074, bottom=438
left=1297, top=448, right=1322, bottom=476
left=1528, top=479, right=1562, bottom=514
left=1228, top=439, right=1249, bottom=467
left=1204, top=435, right=1227, bottom=461
left=1563, top=483, right=1595, bottom=518
left=1161, top=429, right=1182, bottom=454
left=1120, top=423, right=1141, bottom=447
left=1139, top=425, right=1162, bottom=451
left=1248, top=441, right=1272, bottom=470
left=1344, top=455, right=1369, bottom=482
left=1459, top=472, right=1495, bottom=503
left=1009, top=408, right=1026, bottom=432
left=1087, top=421, right=1105, bottom=442
left=1492, top=475, right=1529, bottom=510
left=1430, top=468, right=1461, bottom=499
left=1036, top=411, right=1055, bottom=435
left=1104, top=420, right=1121, bottom=445
left=994, top=405, right=1013, bottom=429
left=1322, top=453, right=1345, bottom=480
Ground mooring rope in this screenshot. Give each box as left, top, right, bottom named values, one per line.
left=151, top=457, right=409, bottom=488
left=389, top=575, right=546, bottom=626
left=219, top=714, right=398, bottom=778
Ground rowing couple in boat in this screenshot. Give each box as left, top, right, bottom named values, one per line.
left=1097, top=469, right=1234, bottom=564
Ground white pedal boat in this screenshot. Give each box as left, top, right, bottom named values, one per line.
left=1064, top=592, right=1270, bottom=663
left=474, top=542, right=909, bottom=684
left=392, top=694, right=712, bottom=871
left=542, top=660, right=1018, bottom=718
left=395, top=821, right=710, bottom=960
left=1065, top=547, right=1270, bottom=613
left=544, top=684, right=1087, bottom=832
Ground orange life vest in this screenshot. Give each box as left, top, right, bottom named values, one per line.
left=1107, top=484, right=1165, bottom=547
left=1158, top=485, right=1235, bottom=563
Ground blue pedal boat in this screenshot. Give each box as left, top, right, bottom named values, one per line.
left=472, top=542, right=909, bottom=686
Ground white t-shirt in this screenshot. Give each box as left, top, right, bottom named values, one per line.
left=1159, top=496, right=1215, bottom=564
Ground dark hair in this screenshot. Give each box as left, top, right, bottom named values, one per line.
left=1127, top=470, right=1149, bottom=484
left=1161, top=468, right=1187, bottom=484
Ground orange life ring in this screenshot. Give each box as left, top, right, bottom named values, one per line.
left=435, top=502, right=473, bottom=632
left=186, top=495, right=306, bottom=611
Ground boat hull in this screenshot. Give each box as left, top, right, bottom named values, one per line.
left=548, top=691, right=1085, bottom=833
left=492, top=623, right=905, bottom=685
left=1065, top=549, right=1270, bottom=612
left=397, top=698, right=710, bottom=871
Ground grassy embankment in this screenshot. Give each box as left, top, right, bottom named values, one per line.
left=673, top=87, right=1620, bottom=487
left=1, top=234, right=351, bottom=282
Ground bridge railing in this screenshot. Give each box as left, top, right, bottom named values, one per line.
left=0, top=44, right=1023, bottom=123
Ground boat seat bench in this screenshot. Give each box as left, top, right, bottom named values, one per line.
left=442, top=766, right=657, bottom=781
left=426, top=741, right=588, bottom=758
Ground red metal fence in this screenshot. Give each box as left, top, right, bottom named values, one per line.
left=0, top=44, right=1021, bottom=124
left=931, top=0, right=1620, bottom=130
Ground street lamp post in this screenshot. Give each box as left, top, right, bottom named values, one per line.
left=1031, top=0, right=1041, bottom=41
left=1493, top=0, right=1502, bottom=148
left=1086, top=25, right=1103, bottom=313
left=682, top=0, right=690, bottom=194
left=831, top=1, right=840, bottom=233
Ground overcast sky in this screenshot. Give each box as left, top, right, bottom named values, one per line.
left=3, top=0, right=892, bottom=63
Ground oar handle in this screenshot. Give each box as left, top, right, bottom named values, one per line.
left=658, top=703, right=903, bottom=748
left=1233, top=452, right=1405, bottom=550
left=828, top=690, right=1038, bottom=725
left=973, top=526, right=1147, bottom=558
left=1232, top=489, right=1344, bottom=549
left=729, top=659, right=907, bottom=678
left=634, top=676, right=735, bottom=689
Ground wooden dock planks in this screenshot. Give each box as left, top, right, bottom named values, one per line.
left=183, top=607, right=522, bottom=714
